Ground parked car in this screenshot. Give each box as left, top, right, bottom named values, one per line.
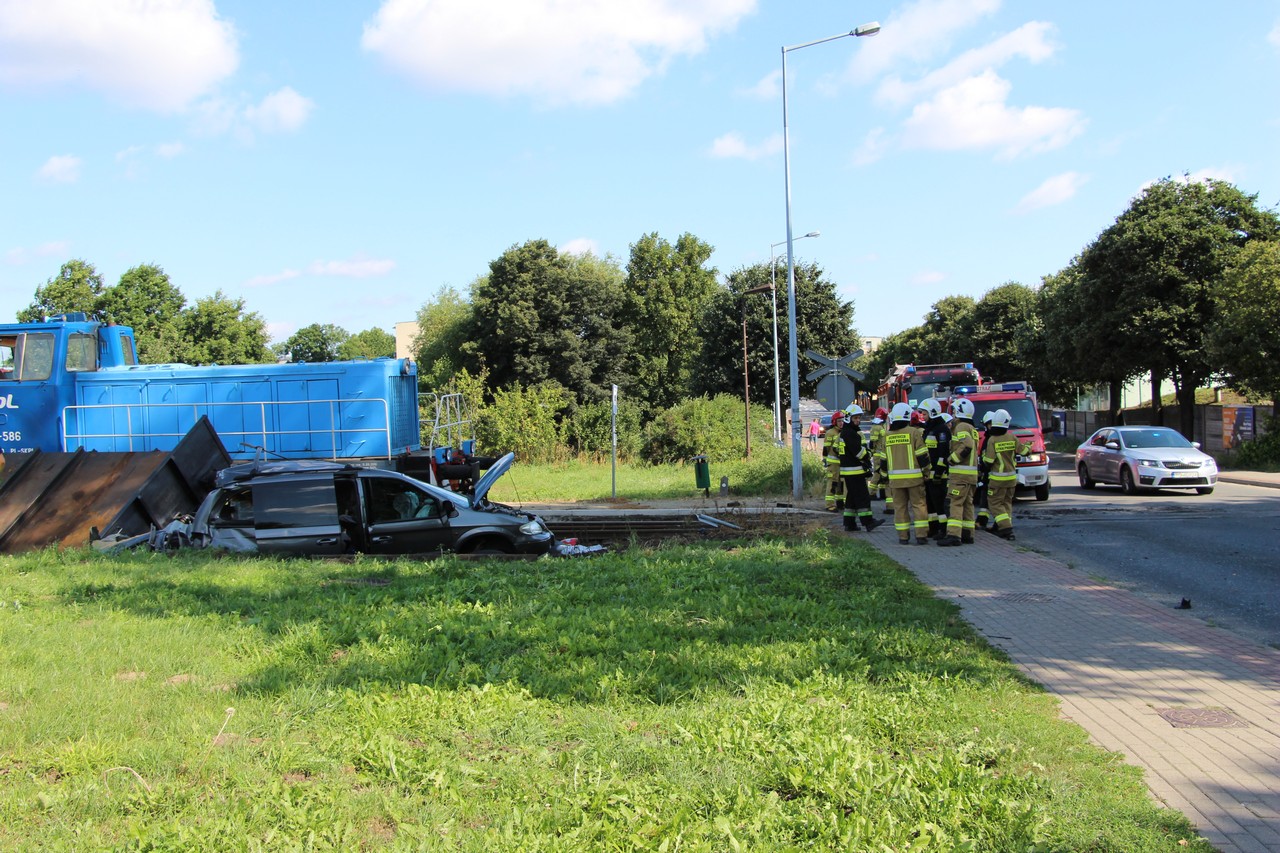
left=136, top=452, right=562, bottom=557
left=1075, top=426, right=1217, bottom=495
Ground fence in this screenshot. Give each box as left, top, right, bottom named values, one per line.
left=1051, top=404, right=1273, bottom=452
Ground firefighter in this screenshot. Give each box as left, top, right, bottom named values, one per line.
left=974, top=410, right=996, bottom=528
left=938, top=398, right=979, bottom=546
left=837, top=404, right=884, bottom=533
left=981, top=408, right=1033, bottom=540
left=822, top=410, right=845, bottom=511
left=876, top=402, right=930, bottom=545
left=918, top=398, right=951, bottom=539
left=868, top=407, right=889, bottom=507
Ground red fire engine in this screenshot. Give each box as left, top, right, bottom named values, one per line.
left=877, top=362, right=982, bottom=408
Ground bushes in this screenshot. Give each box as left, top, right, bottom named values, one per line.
left=1230, top=414, right=1280, bottom=469
left=641, top=394, right=775, bottom=464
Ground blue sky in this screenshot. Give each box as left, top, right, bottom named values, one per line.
left=3, top=0, right=1279, bottom=346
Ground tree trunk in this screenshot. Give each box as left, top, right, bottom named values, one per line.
left=1177, top=381, right=1196, bottom=440
left=1108, top=377, right=1123, bottom=425
left=1150, top=368, right=1162, bottom=426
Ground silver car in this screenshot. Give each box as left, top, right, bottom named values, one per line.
left=1075, top=426, right=1218, bottom=495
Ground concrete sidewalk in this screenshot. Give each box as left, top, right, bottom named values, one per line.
left=863, top=522, right=1280, bottom=853
left=1218, top=469, right=1280, bottom=490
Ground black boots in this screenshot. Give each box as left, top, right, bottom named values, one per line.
left=936, top=534, right=962, bottom=547
left=863, top=518, right=884, bottom=532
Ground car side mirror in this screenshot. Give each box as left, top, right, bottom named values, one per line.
left=1191, top=441, right=1201, bottom=449
left=1105, top=440, right=1120, bottom=450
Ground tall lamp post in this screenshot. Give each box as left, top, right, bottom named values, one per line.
left=782, top=21, right=880, bottom=500
left=770, top=230, right=819, bottom=442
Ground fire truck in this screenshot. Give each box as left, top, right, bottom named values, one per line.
left=878, top=362, right=982, bottom=408
left=951, top=381, right=1052, bottom=502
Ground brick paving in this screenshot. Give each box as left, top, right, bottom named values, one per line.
left=861, top=519, right=1280, bottom=853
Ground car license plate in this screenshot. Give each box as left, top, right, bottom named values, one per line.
left=1170, top=470, right=1196, bottom=478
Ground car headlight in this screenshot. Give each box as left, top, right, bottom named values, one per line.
left=1021, top=452, right=1046, bottom=464
left=1135, top=458, right=1161, bottom=468
left=519, top=520, right=545, bottom=535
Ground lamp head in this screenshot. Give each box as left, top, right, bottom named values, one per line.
left=803, top=231, right=820, bottom=238
left=854, top=22, right=881, bottom=37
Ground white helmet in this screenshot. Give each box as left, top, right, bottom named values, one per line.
left=951, top=398, right=975, bottom=419
left=989, top=408, right=1012, bottom=429
left=981, top=410, right=996, bottom=425
left=889, top=402, right=913, bottom=423
left=917, top=398, right=943, bottom=419
left=844, top=404, right=864, bottom=418
left=941, top=412, right=954, bottom=424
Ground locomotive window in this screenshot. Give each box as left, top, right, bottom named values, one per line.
left=0, top=335, right=15, bottom=380
left=18, top=334, right=54, bottom=381
left=120, top=332, right=137, bottom=366
left=65, top=333, right=99, bottom=373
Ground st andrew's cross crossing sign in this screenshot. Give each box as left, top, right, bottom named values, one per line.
left=805, top=349, right=864, bottom=412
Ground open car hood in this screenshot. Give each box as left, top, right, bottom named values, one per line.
left=471, top=451, right=515, bottom=503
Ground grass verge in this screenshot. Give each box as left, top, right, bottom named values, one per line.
left=0, top=537, right=1209, bottom=851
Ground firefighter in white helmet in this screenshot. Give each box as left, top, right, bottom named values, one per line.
left=938, top=398, right=979, bottom=546
left=981, top=408, right=1033, bottom=540
left=875, top=402, right=931, bottom=545
left=836, top=404, right=884, bottom=534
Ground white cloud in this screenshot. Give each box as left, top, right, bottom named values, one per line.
left=901, top=70, right=1085, bottom=158
left=0, top=0, right=238, bottom=112
left=912, top=270, right=946, bottom=285
left=307, top=258, right=396, bottom=278
left=37, top=155, right=82, bottom=183
left=852, top=127, right=891, bottom=166
left=361, top=0, right=756, bottom=106
left=875, top=21, right=1058, bottom=107
left=192, top=88, right=315, bottom=141
left=1269, top=21, right=1280, bottom=48
left=844, top=0, right=1002, bottom=84
left=156, top=142, right=185, bottom=158
left=1014, top=171, right=1088, bottom=214
left=709, top=131, right=782, bottom=160
left=559, top=238, right=598, bottom=256
left=741, top=69, right=780, bottom=100
left=244, top=87, right=314, bottom=134
left=245, top=269, right=301, bottom=288
left=5, top=240, right=70, bottom=265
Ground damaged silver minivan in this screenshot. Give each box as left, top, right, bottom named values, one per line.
left=132, top=452, right=570, bottom=557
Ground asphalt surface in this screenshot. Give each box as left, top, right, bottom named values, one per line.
left=1015, top=455, right=1280, bottom=649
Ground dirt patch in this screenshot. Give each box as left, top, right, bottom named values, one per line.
left=165, top=674, right=195, bottom=686
left=115, top=671, right=146, bottom=682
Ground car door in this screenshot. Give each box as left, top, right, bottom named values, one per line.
left=1082, top=430, right=1110, bottom=482
left=1094, top=429, right=1123, bottom=483
left=251, top=475, right=346, bottom=555
left=361, top=473, right=456, bottom=555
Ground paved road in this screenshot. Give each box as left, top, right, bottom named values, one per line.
left=1013, top=454, right=1280, bottom=648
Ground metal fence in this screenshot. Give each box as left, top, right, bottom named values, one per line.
left=1050, top=404, right=1273, bottom=452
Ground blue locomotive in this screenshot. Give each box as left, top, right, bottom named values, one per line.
left=0, top=314, right=421, bottom=461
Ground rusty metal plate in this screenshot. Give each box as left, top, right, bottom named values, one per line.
left=1155, top=708, right=1249, bottom=728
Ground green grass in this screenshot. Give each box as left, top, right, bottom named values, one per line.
left=0, top=539, right=1209, bottom=851
left=489, top=442, right=829, bottom=503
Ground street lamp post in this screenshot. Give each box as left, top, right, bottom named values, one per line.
left=782, top=21, right=880, bottom=500
left=770, top=231, right=819, bottom=442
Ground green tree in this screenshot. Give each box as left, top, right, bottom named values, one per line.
left=1078, top=177, right=1280, bottom=436
left=338, top=327, right=396, bottom=361
left=1206, top=240, right=1280, bottom=402
left=967, top=282, right=1037, bottom=383
left=97, top=264, right=187, bottom=363
left=274, top=323, right=350, bottom=363
left=413, top=286, right=473, bottom=390
left=462, top=241, right=630, bottom=403
left=17, top=259, right=105, bottom=321
left=619, top=232, right=719, bottom=411
left=180, top=291, right=271, bottom=365
left=690, top=261, right=859, bottom=407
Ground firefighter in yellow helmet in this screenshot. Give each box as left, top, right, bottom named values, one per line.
left=981, top=408, right=1033, bottom=540
left=875, top=402, right=931, bottom=545
left=822, top=409, right=845, bottom=511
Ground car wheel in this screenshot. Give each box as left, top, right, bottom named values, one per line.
left=1034, top=483, right=1050, bottom=502
left=1195, top=486, right=1214, bottom=495
left=1119, top=466, right=1138, bottom=495
left=1077, top=464, right=1096, bottom=490
left=463, top=538, right=511, bottom=556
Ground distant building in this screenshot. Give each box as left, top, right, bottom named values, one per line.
left=861, top=336, right=883, bottom=354
left=395, top=321, right=419, bottom=359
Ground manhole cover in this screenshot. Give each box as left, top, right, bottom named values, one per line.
left=1155, top=708, right=1249, bottom=728
left=990, top=592, right=1055, bottom=603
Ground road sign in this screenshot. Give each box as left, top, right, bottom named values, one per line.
left=805, top=348, right=865, bottom=383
